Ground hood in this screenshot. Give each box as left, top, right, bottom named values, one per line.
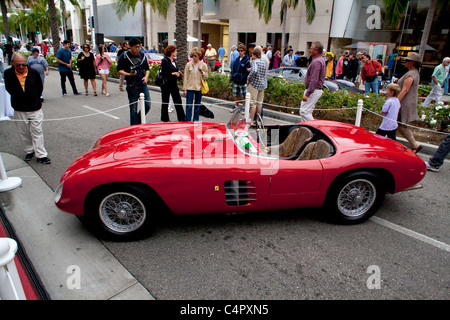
left=112, top=122, right=231, bottom=161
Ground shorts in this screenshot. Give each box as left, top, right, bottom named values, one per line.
left=207, top=59, right=215, bottom=70
left=98, top=69, right=110, bottom=75
left=232, top=83, right=247, bottom=97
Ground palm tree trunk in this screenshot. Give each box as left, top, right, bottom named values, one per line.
left=418, top=0, right=436, bottom=60
left=1, top=0, right=10, bottom=39
left=281, top=3, right=287, bottom=58
left=196, top=1, right=202, bottom=49
left=48, top=0, right=61, bottom=52
left=175, top=0, right=188, bottom=74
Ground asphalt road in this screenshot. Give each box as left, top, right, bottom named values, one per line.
left=1, top=70, right=449, bottom=300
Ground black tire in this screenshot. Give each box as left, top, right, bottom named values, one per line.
left=85, top=184, right=154, bottom=240
left=325, top=171, right=385, bottom=224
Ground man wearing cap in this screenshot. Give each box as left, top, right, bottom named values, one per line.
left=205, top=44, right=217, bottom=72
left=423, top=57, right=450, bottom=106
left=345, top=52, right=359, bottom=83
left=299, top=41, right=326, bottom=121
left=27, top=48, right=49, bottom=100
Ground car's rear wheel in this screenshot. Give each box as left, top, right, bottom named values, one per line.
left=85, top=184, right=153, bottom=240
left=326, top=172, right=385, bottom=224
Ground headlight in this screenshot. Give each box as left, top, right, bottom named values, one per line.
left=54, top=181, right=64, bottom=204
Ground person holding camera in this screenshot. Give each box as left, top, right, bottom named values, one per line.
left=117, top=38, right=151, bottom=125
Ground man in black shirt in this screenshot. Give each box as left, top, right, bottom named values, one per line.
left=117, top=38, right=151, bottom=125
left=116, top=41, right=129, bottom=91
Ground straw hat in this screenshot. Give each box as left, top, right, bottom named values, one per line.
left=405, top=52, right=421, bottom=62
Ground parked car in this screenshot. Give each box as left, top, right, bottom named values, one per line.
left=54, top=110, right=426, bottom=240
left=145, top=53, right=164, bottom=66
left=267, top=67, right=339, bottom=91
left=331, top=79, right=365, bottom=94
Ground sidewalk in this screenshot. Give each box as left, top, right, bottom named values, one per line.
left=0, top=153, right=154, bottom=300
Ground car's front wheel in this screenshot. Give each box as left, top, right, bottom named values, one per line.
left=85, top=184, right=154, bottom=240
left=326, top=172, right=385, bottom=224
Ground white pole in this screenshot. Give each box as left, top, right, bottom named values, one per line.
left=0, top=238, right=26, bottom=300
left=0, top=154, right=22, bottom=192
left=355, top=99, right=363, bottom=127
left=245, top=92, right=251, bottom=123
left=139, top=93, right=146, bottom=124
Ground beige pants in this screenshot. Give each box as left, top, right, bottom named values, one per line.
left=14, top=109, right=48, bottom=158
left=247, top=83, right=264, bottom=121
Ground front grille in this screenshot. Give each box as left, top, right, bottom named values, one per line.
left=224, top=180, right=256, bottom=206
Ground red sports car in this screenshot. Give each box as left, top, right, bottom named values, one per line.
left=145, top=53, right=164, bottom=66
left=54, top=111, right=426, bottom=240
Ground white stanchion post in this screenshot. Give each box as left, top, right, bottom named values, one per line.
left=0, top=238, right=26, bottom=300
left=245, top=92, right=251, bottom=123
left=355, top=99, right=363, bottom=127
left=0, top=154, right=22, bottom=192
left=139, top=93, right=146, bottom=124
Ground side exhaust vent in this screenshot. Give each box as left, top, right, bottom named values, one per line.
left=224, top=180, right=256, bottom=206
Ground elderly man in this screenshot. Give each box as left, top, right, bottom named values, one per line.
left=205, top=44, right=217, bottom=72
left=299, top=41, right=326, bottom=121
left=423, top=57, right=450, bottom=106
left=4, top=53, right=51, bottom=164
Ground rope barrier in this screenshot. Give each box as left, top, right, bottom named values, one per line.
left=3, top=95, right=447, bottom=136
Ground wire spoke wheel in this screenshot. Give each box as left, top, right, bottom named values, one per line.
left=99, top=192, right=147, bottom=233
left=337, top=179, right=376, bottom=218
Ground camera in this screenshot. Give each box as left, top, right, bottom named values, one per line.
left=130, top=66, right=138, bottom=74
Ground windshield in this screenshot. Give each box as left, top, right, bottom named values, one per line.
left=226, top=109, right=270, bottom=156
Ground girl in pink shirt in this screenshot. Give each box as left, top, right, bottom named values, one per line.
left=96, top=46, right=113, bottom=96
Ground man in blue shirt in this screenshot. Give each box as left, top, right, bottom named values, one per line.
left=218, top=45, right=226, bottom=71
left=56, top=40, right=81, bottom=96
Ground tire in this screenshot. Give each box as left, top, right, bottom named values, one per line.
left=325, top=172, right=385, bottom=224
left=85, top=184, right=154, bottom=240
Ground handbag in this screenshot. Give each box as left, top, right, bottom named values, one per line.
left=155, top=69, right=166, bottom=87
left=201, top=79, right=209, bottom=95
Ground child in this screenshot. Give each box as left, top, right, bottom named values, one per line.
left=376, top=83, right=401, bottom=140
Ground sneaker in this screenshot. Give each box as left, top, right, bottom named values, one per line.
left=24, top=152, right=35, bottom=161
left=425, top=161, right=439, bottom=172
left=63, top=93, right=67, bottom=97
left=37, top=157, right=51, bottom=164
left=230, top=107, right=239, bottom=113
left=75, top=92, right=82, bottom=95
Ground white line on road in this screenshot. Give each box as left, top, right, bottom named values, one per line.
left=371, top=216, right=450, bottom=253
left=81, top=105, right=120, bottom=120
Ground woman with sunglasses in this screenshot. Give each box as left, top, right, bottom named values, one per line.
left=96, top=45, right=113, bottom=96
left=77, top=44, right=97, bottom=96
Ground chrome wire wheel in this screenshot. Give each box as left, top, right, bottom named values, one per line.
left=99, top=192, right=147, bottom=233
left=337, top=179, right=376, bottom=218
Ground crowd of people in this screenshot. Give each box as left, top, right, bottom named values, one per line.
left=1, top=37, right=449, bottom=172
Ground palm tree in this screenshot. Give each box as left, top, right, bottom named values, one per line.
left=253, top=0, right=316, bottom=57
left=0, top=0, right=33, bottom=39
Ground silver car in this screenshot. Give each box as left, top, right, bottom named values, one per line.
left=267, top=67, right=339, bottom=91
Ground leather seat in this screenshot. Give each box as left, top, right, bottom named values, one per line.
left=297, top=139, right=331, bottom=160
left=267, top=127, right=312, bottom=158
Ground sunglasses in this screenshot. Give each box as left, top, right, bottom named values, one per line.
left=238, top=50, right=244, bottom=52
left=83, top=46, right=89, bottom=49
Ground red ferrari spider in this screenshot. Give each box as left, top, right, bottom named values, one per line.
left=54, top=111, right=426, bottom=240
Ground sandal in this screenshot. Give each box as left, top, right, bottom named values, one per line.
left=94, top=92, right=98, bottom=96
left=85, top=91, right=89, bottom=96
left=105, top=93, right=110, bottom=97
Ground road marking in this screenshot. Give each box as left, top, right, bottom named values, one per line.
left=371, top=216, right=450, bottom=253
left=81, top=105, right=120, bottom=120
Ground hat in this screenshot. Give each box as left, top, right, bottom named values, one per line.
left=357, top=52, right=363, bottom=56
left=348, top=52, right=354, bottom=56
left=31, top=48, right=39, bottom=53
left=207, top=44, right=212, bottom=47
left=326, top=52, right=334, bottom=57
left=405, top=52, right=421, bottom=62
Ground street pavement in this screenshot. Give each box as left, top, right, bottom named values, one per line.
left=0, top=69, right=449, bottom=301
